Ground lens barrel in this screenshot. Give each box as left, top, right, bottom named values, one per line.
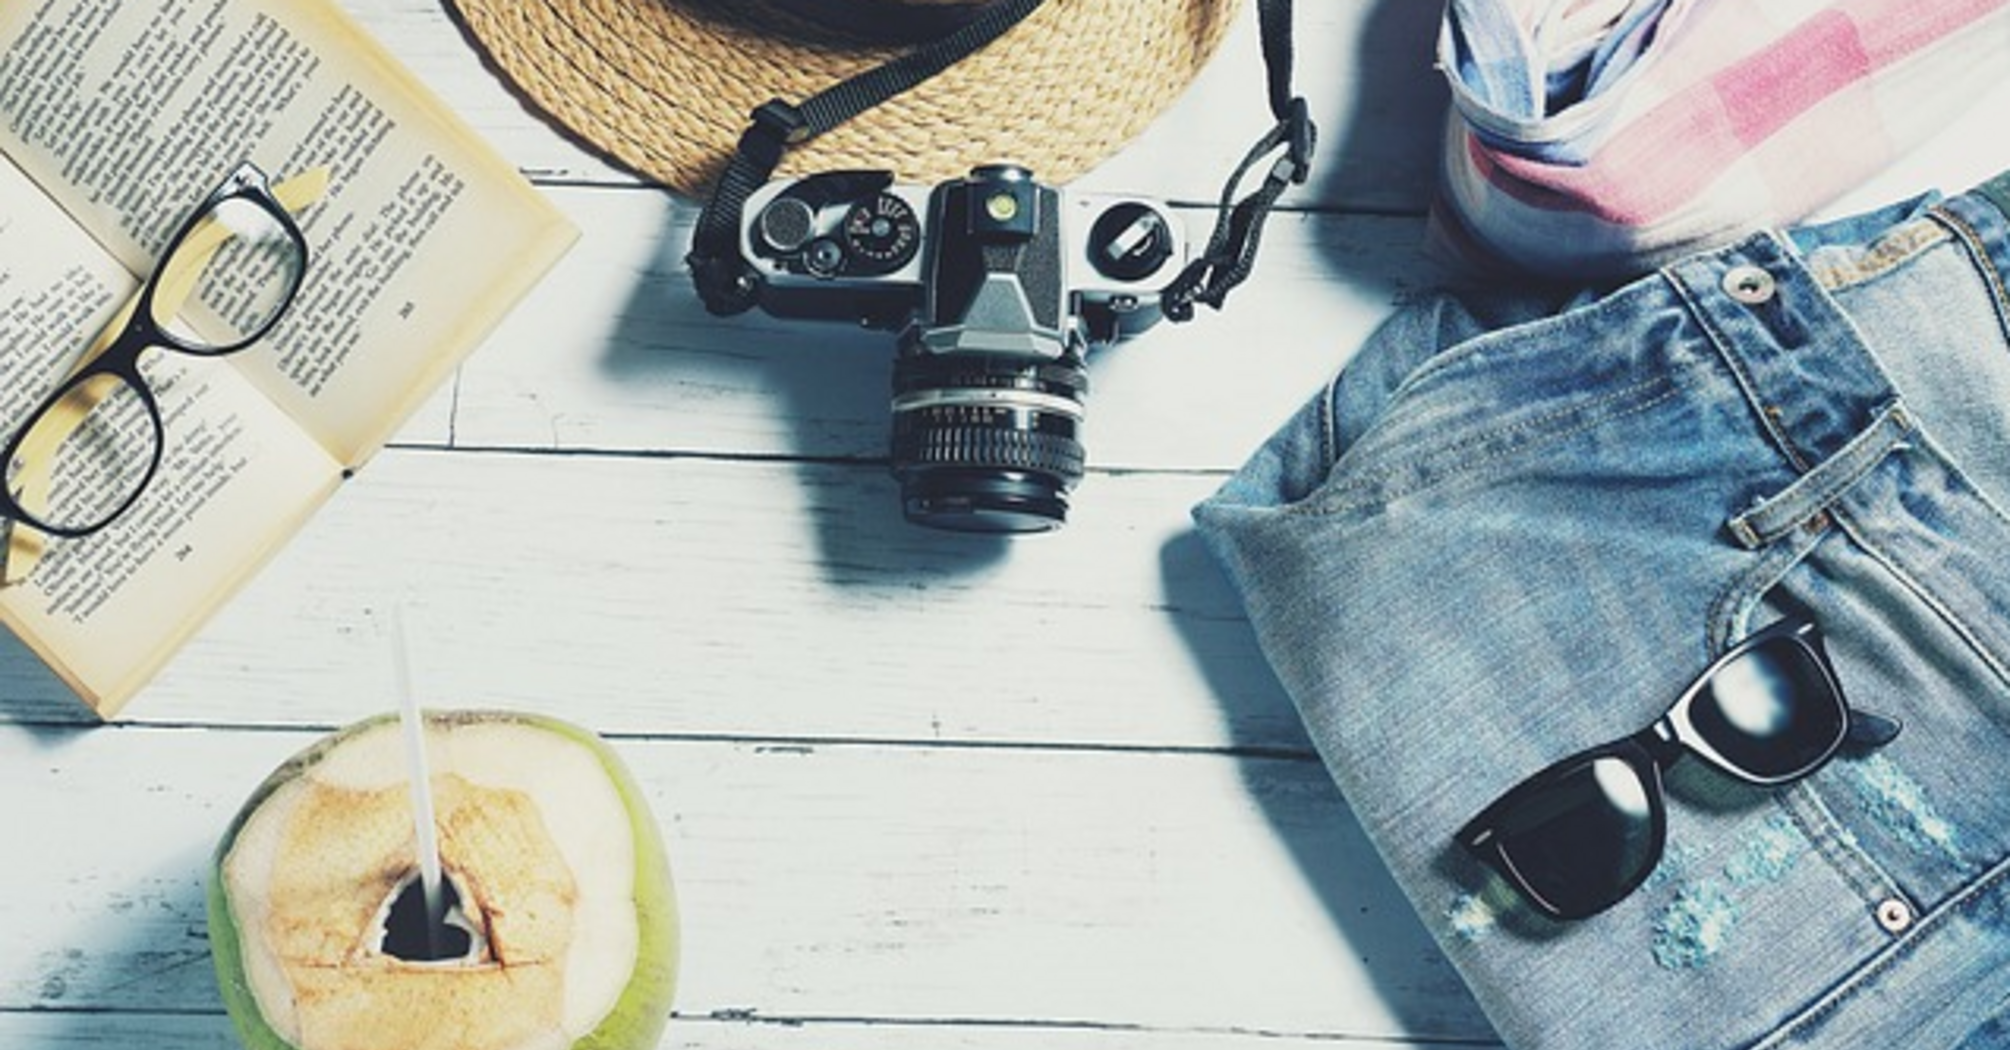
left=889, top=351, right=1087, bottom=533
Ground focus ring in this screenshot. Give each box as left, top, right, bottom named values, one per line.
left=892, top=425, right=1085, bottom=481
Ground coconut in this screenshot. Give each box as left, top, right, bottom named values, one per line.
left=207, top=710, right=678, bottom=1050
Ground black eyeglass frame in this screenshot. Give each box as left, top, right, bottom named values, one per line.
left=0, top=161, right=309, bottom=538
left=1456, top=617, right=1852, bottom=921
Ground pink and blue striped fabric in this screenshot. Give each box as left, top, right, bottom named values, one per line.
left=1430, top=0, right=2010, bottom=280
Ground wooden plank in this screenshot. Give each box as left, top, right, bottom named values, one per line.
left=0, top=725, right=1495, bottom=1044
left=333, top=0, right=635, bottom=186
left=0, top=1011, right=1494, bottom=1049
left=445, top=191, right=1441, bottom=469
left=338, top=0, right=1451, bottom=213
left=0, top=451, right=1312, bottom=753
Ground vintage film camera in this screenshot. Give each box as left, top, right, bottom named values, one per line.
left=739, top=164, right=1186, bottom=533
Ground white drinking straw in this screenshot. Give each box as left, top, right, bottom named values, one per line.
left=392, top=604, right=447, bottom=960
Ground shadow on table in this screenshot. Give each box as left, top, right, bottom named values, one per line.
left=1301, top=0, right=1453, bottom=290
left=0, top=630, right=102, bottom=732
left=1159, top=530, right=1495, bottom=1041
left=598, top=209, right=1020, bottom=582
left=20, top=840, right=230, bottom=1038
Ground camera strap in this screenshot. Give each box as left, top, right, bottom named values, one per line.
left=686, top=0, right=1313, bottom=324
left=1162, top=0, right=1315, bottom=323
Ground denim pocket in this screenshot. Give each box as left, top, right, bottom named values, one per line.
left=1291, top=288, right=1725, bottom=521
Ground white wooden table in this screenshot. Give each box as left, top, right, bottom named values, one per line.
left=6, top=3, right=2009, bottom=1047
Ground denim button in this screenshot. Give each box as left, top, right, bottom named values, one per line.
left=1875, top=898, right=1914, bottom=934
left=1723, top=265, right=1777, bottom=304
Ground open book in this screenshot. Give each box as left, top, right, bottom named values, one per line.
left=0, top=0, right=576, bottom=716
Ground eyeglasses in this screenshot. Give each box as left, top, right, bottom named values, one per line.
left=1456, top=617, right=1898, bottom=920
left=2, top=161, right=310, bottom=540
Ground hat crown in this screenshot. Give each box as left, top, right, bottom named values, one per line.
left=448, top=0, right=1244, bottom=197
left=765, top=0, right=993, bottom=43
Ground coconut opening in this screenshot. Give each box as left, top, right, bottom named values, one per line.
left=379, top=870, right=490, bottom=964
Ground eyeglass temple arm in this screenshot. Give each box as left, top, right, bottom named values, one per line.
left=3, top=166, right=330, bottom=585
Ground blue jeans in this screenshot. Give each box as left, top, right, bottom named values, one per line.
left=1195, top=174, right=2010, bottom=1050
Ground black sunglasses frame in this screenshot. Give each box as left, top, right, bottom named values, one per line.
left=1, top=162, right=308, bottom=538
left=1456, top=617, right=1850, bottom=921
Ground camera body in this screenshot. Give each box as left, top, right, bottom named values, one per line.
left=739, top=164, right=1186, bottom=532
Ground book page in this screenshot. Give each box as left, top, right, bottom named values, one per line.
left=0, top=0, right=575, bottom=465
left=0, top=157, right=340, bottom=710
left=0, top=157, right=132, bottom=431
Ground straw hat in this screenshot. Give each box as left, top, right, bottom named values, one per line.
left=446, top=0, right=1244, bottom=198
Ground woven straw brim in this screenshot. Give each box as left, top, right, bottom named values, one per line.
left=446, top=0, right=1244, bottom=197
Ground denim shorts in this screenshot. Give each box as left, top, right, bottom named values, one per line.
left=1195, top=173, right=2010, bottom=1050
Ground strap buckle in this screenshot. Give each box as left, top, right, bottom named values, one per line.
left=1279, top=96, right=1313, bottom=185
left=685, top=248, right=761, bottom=317
left=750, top=99, right=810, bottom=145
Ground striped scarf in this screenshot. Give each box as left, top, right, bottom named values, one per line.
left=1430, top=0, right=2010, bottom=280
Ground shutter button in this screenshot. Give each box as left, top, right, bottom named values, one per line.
left=1723, top=265, right=1776, bottom=304
left=1875, top=898, right=1913, bottom=934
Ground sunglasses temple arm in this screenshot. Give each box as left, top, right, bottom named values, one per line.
left=3, top=166, right=330, bottom=585
left=1842, top=709, right=1903, bottom=753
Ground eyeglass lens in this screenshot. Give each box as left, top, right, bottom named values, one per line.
left=158, top=195, right=305, bottom=350
left=3, top=187, right=305, bottom=536
left=3, top=373, right=159, bottom=535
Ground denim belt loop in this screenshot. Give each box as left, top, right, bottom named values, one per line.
left=1725, top=399, right=1917, bottom=550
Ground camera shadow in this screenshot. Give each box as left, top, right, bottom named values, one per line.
left=1158, top=530, right=1495, bottom=1041
left=599, top=204, right=1016, bottom=583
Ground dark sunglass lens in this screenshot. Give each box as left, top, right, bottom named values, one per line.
left=1688, top=639, right=1845, bottom=780
left=1493, top=754, right=1660, bottom=918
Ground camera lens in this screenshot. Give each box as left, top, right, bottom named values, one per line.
left=889, top=351, right=1088, bottom=533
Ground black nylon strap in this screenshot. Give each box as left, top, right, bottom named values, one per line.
left=1164, top=0, right=1313, bottom=322
left=688, top=0, right=1044, bottom=315
left=1259, top=0, right=1298, bottom=118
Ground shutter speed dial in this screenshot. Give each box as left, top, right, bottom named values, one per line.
left=840, top=193, right=921, bottom=272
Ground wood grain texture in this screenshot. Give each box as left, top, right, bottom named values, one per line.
left=0, top=1012, right=1481, bottom=1050
left=3, top=450, right=1320, bottom=751
left=0, top=726, right=1493, bottom=1044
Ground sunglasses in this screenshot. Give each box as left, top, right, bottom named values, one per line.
left=1455, top=618, right=1899, bottom=920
